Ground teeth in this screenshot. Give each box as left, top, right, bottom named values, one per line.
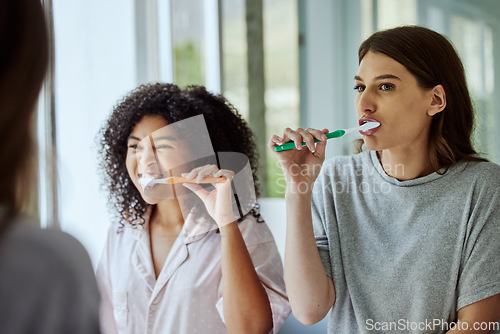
left=138, top=175, right=156, bottom=188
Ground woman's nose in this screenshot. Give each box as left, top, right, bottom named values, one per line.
left=137, top=140, right=158, bottom=167
left=356, top=89, right=376, bottom=114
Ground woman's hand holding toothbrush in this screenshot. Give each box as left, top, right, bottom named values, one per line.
left=182, top=165, right=237, bottom=228
left=268, top=127, right=329, bottom=196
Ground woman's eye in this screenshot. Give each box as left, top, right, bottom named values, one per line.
left=128, top=144, right=143, bottom=150
left=156, top=145, right=173, bottom=150
left=354, top=85, right=365, bottom=92
left=380, top=83, right=394, bottom=91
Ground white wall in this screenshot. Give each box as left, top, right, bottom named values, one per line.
left=299, top=0, right=362, bottom=158
left=52, top=0, right=138, bottom=266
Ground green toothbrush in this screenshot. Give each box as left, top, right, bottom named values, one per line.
left=273, top=121, right=380, bottom=152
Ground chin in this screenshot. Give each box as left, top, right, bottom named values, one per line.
left=141, top=196, right=159, bottom=205
left=363, top=136, right=379, bottom=151
left=141, top=191, right=179, bottom=204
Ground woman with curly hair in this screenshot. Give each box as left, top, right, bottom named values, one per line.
left=97, top=83, right=290, bottom=333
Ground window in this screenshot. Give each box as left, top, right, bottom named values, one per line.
left=44, top=0, right=299, bottom=264
left=360, top=0, right=500, bottom=162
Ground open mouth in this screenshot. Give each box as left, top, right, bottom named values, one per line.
left=358, top=117, right=379, bottom=126
left=138, top=173, right=164, bottom=188
left=358, top=117, right=381, bottom=136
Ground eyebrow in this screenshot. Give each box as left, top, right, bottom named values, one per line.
left=354, top=74, right=402, bottom=81
left=152, top=136, right=177, bottom=142
left=127, top=135, right=177, bottom=142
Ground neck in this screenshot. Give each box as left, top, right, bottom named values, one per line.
left=150, top=199, right=185, bottom=230
left=378, top=141, right=433, bottom=181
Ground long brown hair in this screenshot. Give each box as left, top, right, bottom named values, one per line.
left=357, top=25, right=487, bottom=171
left=0, top=0, right=49, bottom=217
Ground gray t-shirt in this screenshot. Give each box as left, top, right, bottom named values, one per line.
left=312, top=150, right=500, bottom=334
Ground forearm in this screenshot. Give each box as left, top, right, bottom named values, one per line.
left=445, top=321, right=498, bottom=334
left=219, top=222, right=273, bottom=334
left=446, top=295, right=500, bottom=334
left=284, top=191, right=335, bottom=325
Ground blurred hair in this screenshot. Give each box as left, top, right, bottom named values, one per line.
left=356, top=25, right=487, bottom=170
left=0, top=0, right=48, bottom=218
left=98, top=83, right=261, bottom=227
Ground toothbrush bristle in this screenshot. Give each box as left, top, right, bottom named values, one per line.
left=138, top=176, right=155, bottom=188
left=362, top=121, right=380, bottom=130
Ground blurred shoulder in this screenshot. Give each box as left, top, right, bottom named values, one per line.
left=0, top=216, right=100, bottom=334
left=0, top=216, right=94, bottom=276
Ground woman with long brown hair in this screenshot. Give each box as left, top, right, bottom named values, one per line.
left=270, top=26, right=500, bottom=333
left=0, top=0, right=100, bottom=332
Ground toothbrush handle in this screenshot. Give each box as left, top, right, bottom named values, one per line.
left=164, top=176, right=227, bottom=184
left=273, top=130, right=345, bottom=152
left=326, top=130, right=346, bottom=139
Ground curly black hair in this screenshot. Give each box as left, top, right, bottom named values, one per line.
left=98, top=83, right=261, bottom=227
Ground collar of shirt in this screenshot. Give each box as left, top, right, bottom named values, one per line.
left=130, top=206, right=214, bottom=245
left=128, top=206, right=216, bottom=295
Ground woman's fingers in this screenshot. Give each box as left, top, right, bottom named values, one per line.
left=268, top=134, right=284, bottom=150
left=183, top=165, right=235, bottom=184
left=183, top=169, right=237, bottom=228
left=270, top=127, right=328, bottom=153
left=183, top=165, right=209, bottom=179
left=214, top=169, right=234, bottom=179
left=298, top=128, right=320, bottom=152
left=195, top=165, right=219, bottom=183
left=184, top=164, right=217, bottom=182
left=307, top=128, right=328, bottom=141
left=283, top=127, right=304, bottom=151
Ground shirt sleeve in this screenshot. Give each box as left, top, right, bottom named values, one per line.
left=311, top=166, right=334, bottom=278
left=457, top=166, right=500, bottom=310
left=96, top=226, right=120, bottom=334
left=215, top=218, right=291, bottom=334
left=250, top=240, right=291, bottom=334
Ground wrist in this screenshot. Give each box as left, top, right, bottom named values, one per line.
left=285, top=188, right=312, bottom=202
left=213, top=212, right=239, bottom=229
left=218, top=221, right=238, bottom=235
left=285, top=182, right=314, bottom=198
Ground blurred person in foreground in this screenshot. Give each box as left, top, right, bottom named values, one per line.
left=0, top=0, right=100, bottom=332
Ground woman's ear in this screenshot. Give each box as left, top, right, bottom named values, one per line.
left=427, top=84, right=446, bottom=116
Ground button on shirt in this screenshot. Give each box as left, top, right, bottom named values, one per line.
left=97, top=210, right=291, bottom=334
